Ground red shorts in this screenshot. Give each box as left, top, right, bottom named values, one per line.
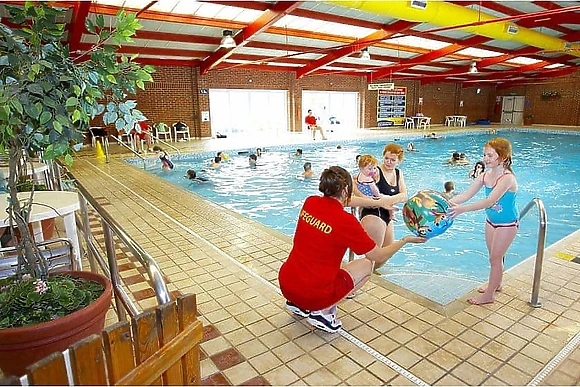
left=131, top=130, right=148, bottom=140
left=279, top=267, right=354, bottom=311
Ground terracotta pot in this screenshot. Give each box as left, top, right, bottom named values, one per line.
left=9, top=218, right=55, bottom=245
left=0, top=271, right=112, bottom=377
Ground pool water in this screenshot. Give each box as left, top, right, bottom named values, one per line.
left=137, top=130, right=580, bottom=304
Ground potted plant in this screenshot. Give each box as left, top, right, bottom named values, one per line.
left=524, top=114, right=534, bottom=125
left=0, top=2, right=154, bottom=376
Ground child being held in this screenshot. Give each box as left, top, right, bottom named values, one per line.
left=354, top=154, right=380, bottom=197
left=152, top=145, right=174, bottom=171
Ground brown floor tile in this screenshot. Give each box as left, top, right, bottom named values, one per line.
left=240, top=375, right=270, bottom=386
left=133, top=288, right=156, bottom=301
left=202, top=372, right=231, bottom=386
left=211, top=348, right=245, bottom=371
left=123, top=273, right=146, bottom=285
left=202, top=324, right=222, bottom=343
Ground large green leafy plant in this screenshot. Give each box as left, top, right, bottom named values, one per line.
left=0, top=2, right=154, bottom=327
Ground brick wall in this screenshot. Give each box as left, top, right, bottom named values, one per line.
left=123, top=66, right=580, bottom=137
left=495, top=72, right=580, bottom=126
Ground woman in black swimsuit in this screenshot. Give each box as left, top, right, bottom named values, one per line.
left=357, top=143, right=408, bottom=248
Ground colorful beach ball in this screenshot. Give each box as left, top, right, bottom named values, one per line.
left=402, top=190, right=454, bottom=239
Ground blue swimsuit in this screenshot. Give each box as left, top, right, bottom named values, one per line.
left=356, top=175, right=376, bottom=197
left=484, top=173, right=518, bottom=228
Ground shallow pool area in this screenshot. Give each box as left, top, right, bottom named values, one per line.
left=134, top=130, right=580, bottom=304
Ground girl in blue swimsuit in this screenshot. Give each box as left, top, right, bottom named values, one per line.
left=449, top=138, right=518, bottom=305
left=354, top=155, right=381, bottom=198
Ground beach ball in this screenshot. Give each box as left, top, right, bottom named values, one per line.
left=402, top=190, right=453, bottom=239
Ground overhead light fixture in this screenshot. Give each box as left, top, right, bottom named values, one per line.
left=359, top=48, right=371, bottom=60
left=220, top=30, right=236, bottom=49
left=468, top=61, right=478, bottom=74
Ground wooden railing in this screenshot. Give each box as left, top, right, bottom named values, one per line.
left=2, top=294, right=203, bottom=385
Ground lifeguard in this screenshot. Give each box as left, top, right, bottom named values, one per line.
left=304, top=109, right=327, bottom=141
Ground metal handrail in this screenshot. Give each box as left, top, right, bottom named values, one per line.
left=55, top=162, right=171, bottom=318
left=148, top=132, right=181, bottom=155
left=109, top=135, right=147, bottom=169
left=518, top=198, right=547, bottom=308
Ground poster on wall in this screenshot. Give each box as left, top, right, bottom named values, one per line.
left=377, top=86, right=407, bottom=127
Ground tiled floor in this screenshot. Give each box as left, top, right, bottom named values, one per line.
left=70, top=126, right=580, bottom=386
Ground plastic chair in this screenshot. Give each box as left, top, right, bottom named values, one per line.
left=173, top=121, right=191, bottom=141
left=418, top=117, right=431, bottom=130
left=0, top=238, right=74, bottom=279
left=445, top=116, right=454, bottom=126
left=404, top=117, right=415, bottom=129
left=155, top=122, right=172, bottom=142
left=89, top=127, right=108, bottom=148
left=116, top=129, right=133, bottom=147
left=457, top=116, right=467, bottom=127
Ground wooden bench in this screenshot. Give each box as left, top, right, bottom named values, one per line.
left=1, top=294, right=203, bottom=385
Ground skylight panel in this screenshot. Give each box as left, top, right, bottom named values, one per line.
left=150, top=0, right=180, bottom=13
left=274, top=15, right=375, bottom=39
left=545, top=63, right=565, bottom=69
left=506, top=57, right=542, bottom=65
left=193, top=3, right=223, bottom=18
left=456, top=47, right=503, bottom=57
left=120, top=0, right=150, bottom=8
left=171, top=2, right=202, bottom=14
left=385, top=36, right=450, bottom=50
left=93, top=0, right=124, bottom=6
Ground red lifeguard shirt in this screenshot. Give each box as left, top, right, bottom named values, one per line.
left=278, top=195, right=376, bottom=310
left=305, top=115, right=317, bottom=126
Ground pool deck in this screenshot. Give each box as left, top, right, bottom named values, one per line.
left=71, top=125, right=580, bottom=386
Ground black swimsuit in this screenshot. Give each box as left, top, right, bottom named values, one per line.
left=360, top=168, right=400, bottom=225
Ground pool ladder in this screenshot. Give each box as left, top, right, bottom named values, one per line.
left=349, top=199, right=548, bottom=308
left=519, top=198, right=548, bottom=308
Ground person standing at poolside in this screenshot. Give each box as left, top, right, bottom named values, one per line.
left=304, top=109, right=327, bottom=141
left=279, top=166, right=426, bottom=333
left=448, top=137, right=518, bottom=305
left=358, top=143, right=408, bottom=248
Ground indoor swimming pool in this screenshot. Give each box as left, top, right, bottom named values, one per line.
left=133, top=130, right=580, bottom=304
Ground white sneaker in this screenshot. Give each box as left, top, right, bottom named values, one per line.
left=307, top=309, right=342, bottom=333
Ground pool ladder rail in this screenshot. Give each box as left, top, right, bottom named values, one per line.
left=519, top=198, right=548, bottom=308
left=348, top=199, right=548, bottom=308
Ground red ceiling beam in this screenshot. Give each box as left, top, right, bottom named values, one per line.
left=76, top=43, right=207, bottom=58
left=423, top=4, right=580, bottom=35
left=472, top=66, right=577, bottom=87
left=134, top=57, right=201, bottom=67
left=89, top=3, right=247, bottom=30
left=199, top=1, right=302, bottom=75
left=369, top=35, right=491, bottom=81
left=67, top=1, right=91, bottom=52
left=296, top=20, right=417, bottom=79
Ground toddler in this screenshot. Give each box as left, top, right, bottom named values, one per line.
left=354, top=155, right=380, bottom=197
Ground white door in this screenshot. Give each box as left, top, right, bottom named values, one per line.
left=501, top=97, right=514, bottom=124
left=501, top=96, right=525, bottom=125
left=513, top=96, right=525, bottom=125
left=208, top=89, right=288, bottom=136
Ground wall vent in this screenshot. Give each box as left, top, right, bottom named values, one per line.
left=506, top=24, right=519, bottom=35
left=410, top=0, right=427, bottom=10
